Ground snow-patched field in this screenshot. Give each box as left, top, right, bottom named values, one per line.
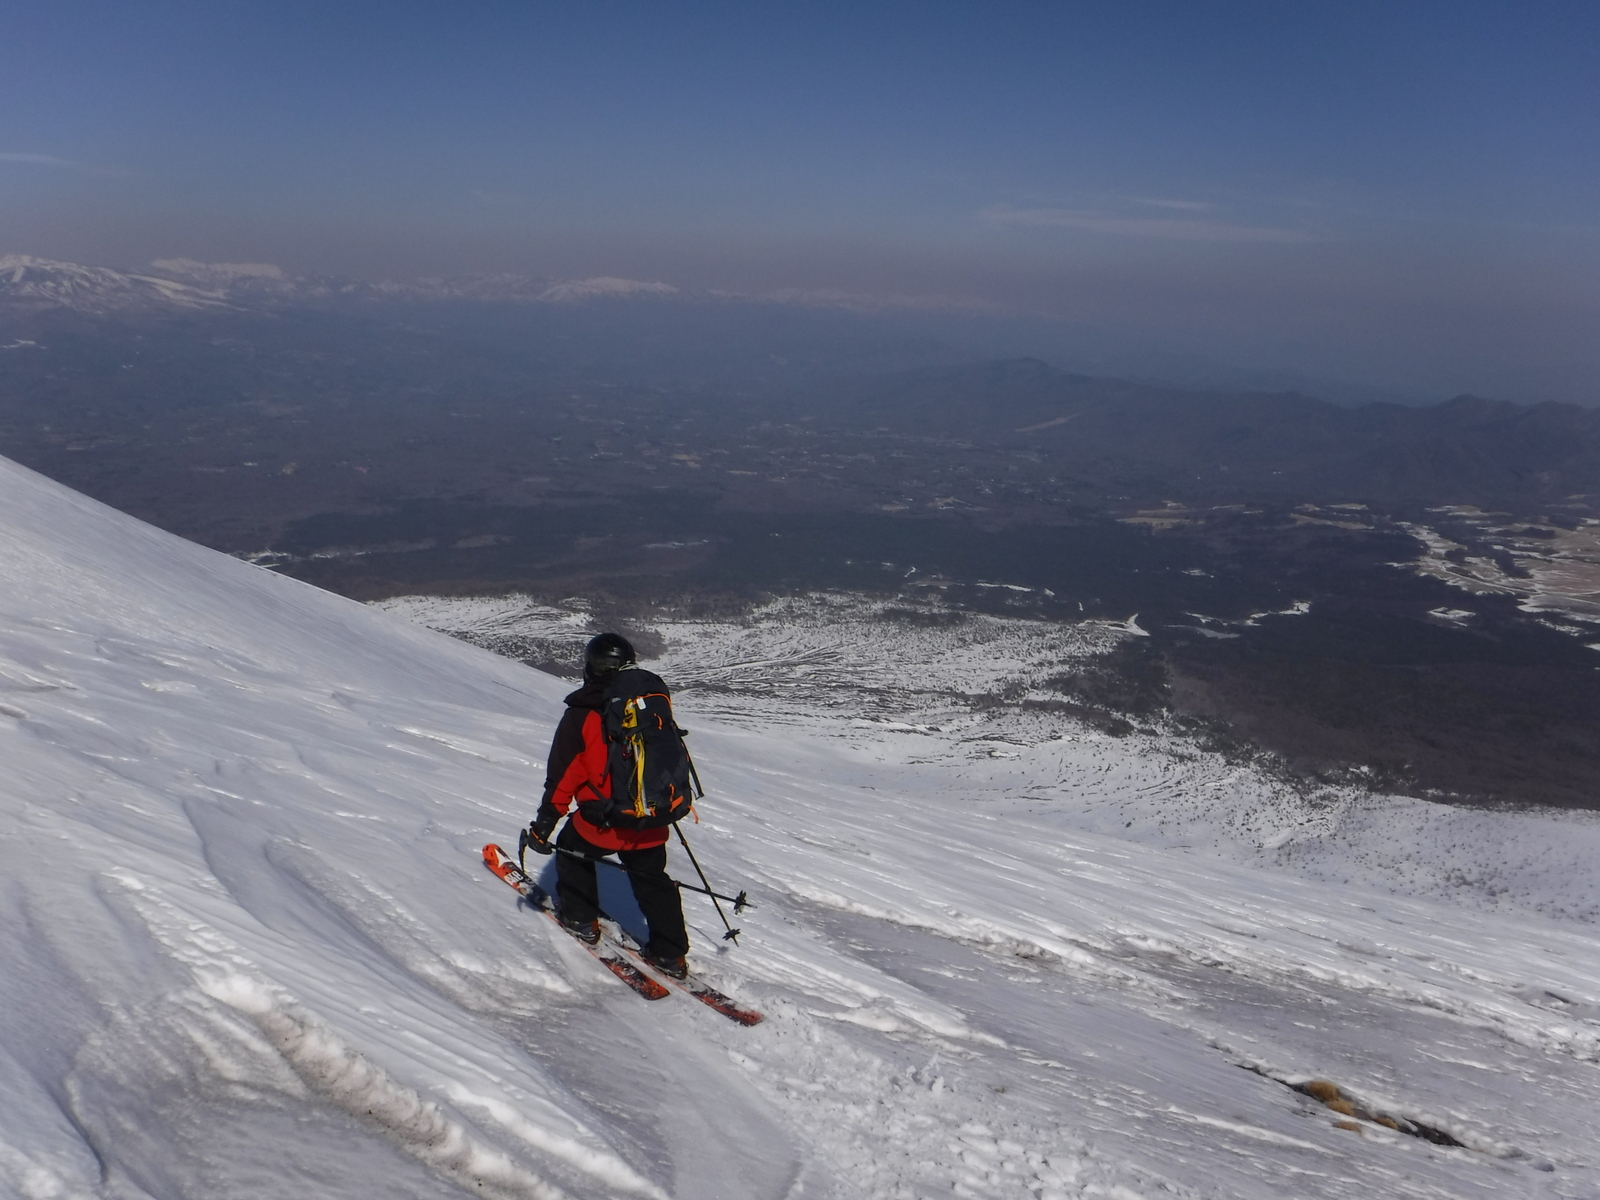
left=1403, top=509, right=1600, bottom=631
left=4, top=454, right=1600, bottom=1200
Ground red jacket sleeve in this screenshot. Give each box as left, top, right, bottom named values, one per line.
left=548, top=710, right=609, bottom=814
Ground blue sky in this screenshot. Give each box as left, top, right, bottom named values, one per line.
left=3, top=1, right=1597, bottom=399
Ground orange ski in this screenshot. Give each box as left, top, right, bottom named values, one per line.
left=482, top=843, right=669, bottom=1001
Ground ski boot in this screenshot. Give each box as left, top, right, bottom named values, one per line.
left=557, top=912, right=601, bottom=945
left=641, top=946, right=689, bottom=980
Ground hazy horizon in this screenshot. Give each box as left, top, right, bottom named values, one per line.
left=4, top=1, right=1597, bottom=403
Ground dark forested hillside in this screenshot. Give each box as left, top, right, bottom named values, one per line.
left=822, top=358, right=1600, bottom=509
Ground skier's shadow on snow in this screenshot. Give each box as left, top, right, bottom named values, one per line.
left=528, top=859, right=651, bottom=947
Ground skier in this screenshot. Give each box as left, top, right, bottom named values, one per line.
left=524, top=633, right=691, bottom=979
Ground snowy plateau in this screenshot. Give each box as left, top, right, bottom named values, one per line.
left=2, top=453, right=1600, bottom=1200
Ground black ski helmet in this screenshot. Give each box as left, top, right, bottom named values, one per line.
left=583, top=632, right=636, bottom=683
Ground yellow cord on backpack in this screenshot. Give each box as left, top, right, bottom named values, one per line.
left=632, top=733, right=647, bottom=817
left=622, top=698, right=648, bottom=818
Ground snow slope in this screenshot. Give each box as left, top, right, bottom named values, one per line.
left=3, top=455, right=1600, bottom=1200
left=378, top=592, right=1600, bottom=921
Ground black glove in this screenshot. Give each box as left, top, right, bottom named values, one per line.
left=524, top=805, right=560, bottom=856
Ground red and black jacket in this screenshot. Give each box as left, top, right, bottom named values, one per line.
left=542, top=680, right=670, bottom=851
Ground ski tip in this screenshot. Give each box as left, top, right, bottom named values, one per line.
left=692, top=991, right=763, bottom=1025
left=482, top=843, right=502, bottom=866
left=697, top=991, right=764, bottom=1025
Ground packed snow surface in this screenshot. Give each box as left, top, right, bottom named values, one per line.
left=3, top=457, right=1600, bottom=1200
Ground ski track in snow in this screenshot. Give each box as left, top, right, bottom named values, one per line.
left=2, top=457, right=1599, bottom=1200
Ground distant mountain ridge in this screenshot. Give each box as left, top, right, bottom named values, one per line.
left=0, top=254, right=679, bottom=313
left=0, top=255, right=235, bottom=313
left=829, top=357, right=1600, bottom=506
left=5, top=254, right=1567, bottom=409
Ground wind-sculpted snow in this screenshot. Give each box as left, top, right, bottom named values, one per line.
left=4, top=457, right=1600, bottom=1200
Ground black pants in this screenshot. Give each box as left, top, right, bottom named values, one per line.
left=555, top=820, right=689, bottom=957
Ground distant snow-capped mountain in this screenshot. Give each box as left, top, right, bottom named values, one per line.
left=0, top=253, right=680, bottom=314
left=147, top=257, right=298, bottom=294
left=535, top=275, right=678, bottom=302
left=0, top=254, right=233, bottom=313
left=363, top=272, right=678, bottom=304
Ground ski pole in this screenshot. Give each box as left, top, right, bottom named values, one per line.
left=674, top=823, right=741, bottom=943
left=683, top=742, right=705, bottom=799
left=551, top=844, right=751, bottom=912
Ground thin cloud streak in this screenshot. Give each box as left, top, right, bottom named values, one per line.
left=980, top=204, right=1313, bottom=243
left=0, top=152, right=135, bottom=177
left=1133, top=198, right=1215, bottom=212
